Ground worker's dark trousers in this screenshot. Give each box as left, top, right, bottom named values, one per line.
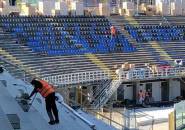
left=45, top=93, right=59, bottom=122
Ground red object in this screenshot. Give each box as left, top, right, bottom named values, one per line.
left=110, top=26, right=116, bottom=36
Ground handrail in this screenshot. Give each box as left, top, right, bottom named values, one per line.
left=66, top=97, right=125, bottom=129
left=51, top=95, right=95, bottom=130
left=56, top=95, right=96, bottom=130
left=43, top=67, right=185, bottom=86
left=88, top=110, right=125, bottom=129
left=43, top=70, right=112, bottom=85
left=92, top=80, right=111, bottom=99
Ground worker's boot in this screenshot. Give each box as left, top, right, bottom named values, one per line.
left=55, top=119, right=59, bottom=124
left=47, top=111, right=55, bottom=125
left=48, top=120, right=55, bottom=125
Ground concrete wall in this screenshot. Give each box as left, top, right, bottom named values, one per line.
left=60, top=1, right=68, bottom=15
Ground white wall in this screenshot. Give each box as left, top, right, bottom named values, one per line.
left=38, top=0, right=55, bottom=15
left=174, top=0, right=182, bottom=15
left=152, top=82, right=161, bottom=101
left=156, top=0, right=171, bottom=15
left=122, top=2, right=134, bottom=10
left=60, top=1, right=68, bottom=15
left=76, top=2, right=84, bottom=15
left=182, top=0, right=185, bottom=15
left=99, top=3, right=110, bottom=16
left=124, top=85, right=133, bottom=100
left=169, top=79, right=180, bottom=100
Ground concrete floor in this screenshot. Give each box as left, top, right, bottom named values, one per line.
left=139, top=122, right=168, bottom=130
left=96, top=107, right=171, bottom=130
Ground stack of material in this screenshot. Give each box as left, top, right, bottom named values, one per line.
left=150, top=64, right=158, bottom=73
left=129, top=64, right=135, bottom=70
left=121, top=62, right=130, bottom=71
left=113, top=64, right=118, bottom=69
left=146, top=5, right=156, bottom=16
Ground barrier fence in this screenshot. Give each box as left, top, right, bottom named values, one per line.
left=174, top=100, right=185, bottom=130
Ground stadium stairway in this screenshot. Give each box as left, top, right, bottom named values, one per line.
left=0, top=69, right=117, bottom=130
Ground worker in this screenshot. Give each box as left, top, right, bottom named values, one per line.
left=144, top=90, right=150, bottom=104
left=110, top=25, right=116, bottom=39
left=28, top=79, right=59, bottom=125
left=138, top=90, right=144, bottom=105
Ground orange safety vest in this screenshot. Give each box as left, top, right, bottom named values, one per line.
left=37, top=80, right=55, bottom=98
left=110, top=26, right=116, bottom=35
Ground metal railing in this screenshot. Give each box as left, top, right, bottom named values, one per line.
left=124, top=108, right=154, bottom=130
left=66, top=97, right=125, bottom=130
left=93, top=79, right=122, bottom=108
left=120, top=67, right=185, bottom=81
left=43, top=67, right=185, bottom=86
left=43, top=70, right=112, bottom=85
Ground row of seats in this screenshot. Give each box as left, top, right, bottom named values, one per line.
left=0, top=15, right=136, bottom=56
left=125, top=24, right=185, bottom=42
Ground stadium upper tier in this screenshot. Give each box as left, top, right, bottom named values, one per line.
left=3, top=15, right=185, bottom=79
left=0, top=15, right=136, bottom=56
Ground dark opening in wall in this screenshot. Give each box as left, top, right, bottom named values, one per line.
left=9, top=0, right=16, bottom=6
